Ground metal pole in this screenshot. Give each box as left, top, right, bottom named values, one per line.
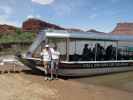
left=116, top=41, right=118, bottom=60
left=104, top=41, right=106, bottom=49
left=74, top=40, right=76, bottom=54
left=66, top=38, right=69, bottom=61
left=95, top=44, right=97, bottom=61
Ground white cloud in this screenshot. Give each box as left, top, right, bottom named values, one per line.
left=32, top=0, right=54, bottom=5
left=27, top=14, right=41, bottom=19
left=27, top=15, right=34, bottom=19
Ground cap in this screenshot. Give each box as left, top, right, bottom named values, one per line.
left=45, top=44, right=49, bottom=48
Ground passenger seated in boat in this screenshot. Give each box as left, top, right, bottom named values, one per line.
left=82, top=44, right=91, bottom=61
left=92, top=43, right=105, bottom=61
left=112, top=47, right=117, bottom=60
left=97, top=44, right=105, bottom=61
left=106, top=45, right=114, bottom=60
left=100, top=46, right=106, bottom=60
left=92, top=43, right=99, bottom=60
left=69, top=53, right=81, bottom=61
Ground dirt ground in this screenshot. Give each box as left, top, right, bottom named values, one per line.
left=74, top=71, right=133, bottom=92
left=0, top=72, right=133, bottom=100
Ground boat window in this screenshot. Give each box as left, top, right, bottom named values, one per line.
left=69, top=39, right=106, bottom=61
left=118, top=41, right=133, bottom=60
left=68, top=39, right=123, bottom=61
left=46, top=38, right=133, bottom=61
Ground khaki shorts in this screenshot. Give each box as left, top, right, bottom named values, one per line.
left=43, top=61, right=48, bottom=68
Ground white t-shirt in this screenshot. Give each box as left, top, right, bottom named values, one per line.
left=41, top=48, right=60, bottom=61
left=41, top=49, right=51, bottom=61
left=49, top=48, right=60, bottom=60
left=52, top=50, right=60, bottom=60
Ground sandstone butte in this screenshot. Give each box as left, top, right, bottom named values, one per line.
left=111, top=23, right=133, bottom=35
left=22, top=18, right=65, bottom=33
left=22, top=18, right=85, bottom=33
left=0, top=18, right=133, bottom=35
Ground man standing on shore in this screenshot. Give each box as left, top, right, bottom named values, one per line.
left=52, top=46, right=60, bottom=79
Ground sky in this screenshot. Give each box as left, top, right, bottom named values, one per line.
left=0, top=0, right=133, bottom=32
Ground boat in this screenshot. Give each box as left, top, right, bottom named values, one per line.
left=16, top=29, right=133, bottom=77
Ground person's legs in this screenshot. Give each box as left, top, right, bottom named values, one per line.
left=49, top=61, right=54, bottom=80
left=43, top=61, right=48, bottom=74
left=43, top=61, right=48, bottom=80
left=45, top=60, right=58, bottom=80
left=45, top=61, right=53, bottom=80
left=55, top=60, right=59, bottom=79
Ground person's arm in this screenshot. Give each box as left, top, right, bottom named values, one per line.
left=40, top=52, right=43, bottom=56
left=57, top=51, right=60, bottom=61
left=40, top=51, right=44, bottom=60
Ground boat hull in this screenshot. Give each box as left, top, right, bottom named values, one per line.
left=57, top=61, right=133, bottom=76
left=58, top=66, right=133, bottom=77
left=16, top=56, right=133, bottom=77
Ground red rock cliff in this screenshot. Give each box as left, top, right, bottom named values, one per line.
left=111, top=23, right=133, bottom=35
left=22, top=18, right=65, bottom=33
left=0, top=24, right=17, bottom=35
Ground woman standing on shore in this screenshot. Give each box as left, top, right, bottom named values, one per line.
left=41, top=44, right=52, bottom=80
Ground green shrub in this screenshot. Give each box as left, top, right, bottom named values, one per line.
left=0, top=31, right=35, bottom=44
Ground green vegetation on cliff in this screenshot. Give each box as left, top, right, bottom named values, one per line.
left=0, top=29, right=35, bottom=44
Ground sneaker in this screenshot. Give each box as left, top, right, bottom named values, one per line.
left=44, top=77, right=48, bottom=81
left=48, top=77, right=53, bottom=81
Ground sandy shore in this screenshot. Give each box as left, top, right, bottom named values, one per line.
left=73, top=71, right=133, bottom=92
left=0, top=72, right=133, bottom=100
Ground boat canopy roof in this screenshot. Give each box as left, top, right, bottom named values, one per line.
left=43, top=29, right=133, bottom=42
